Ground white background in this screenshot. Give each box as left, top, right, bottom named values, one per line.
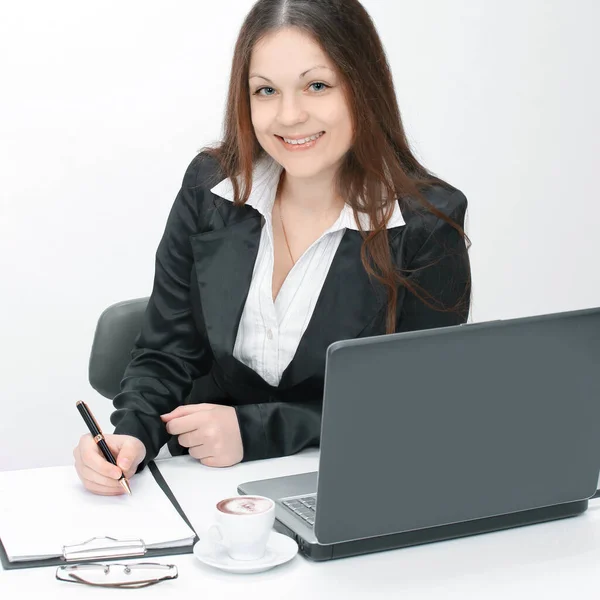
left=1, top=0, right=598, bottom=471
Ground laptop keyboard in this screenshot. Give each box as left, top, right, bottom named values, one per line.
left=282, top=495, right=317, bottom=526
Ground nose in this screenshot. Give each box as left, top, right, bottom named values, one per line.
left=276, top=93, right=309, bottom=127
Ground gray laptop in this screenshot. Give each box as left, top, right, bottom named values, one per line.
left=238, top=306, right=600, bottom=561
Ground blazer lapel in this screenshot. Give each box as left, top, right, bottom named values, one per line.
left=190, top=191, right=403, bottom=391
left=279, top=229, right=388, bottom=388
left=189, top=211, right=262, bottom=372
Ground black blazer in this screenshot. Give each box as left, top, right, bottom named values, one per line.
left=111, top=153, right=471, bottom=469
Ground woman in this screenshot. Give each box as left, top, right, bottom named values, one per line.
left=74, top=0, right=471, bottom=495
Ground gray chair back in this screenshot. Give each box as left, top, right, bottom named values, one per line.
left=89, top=297, right=149, bottom=399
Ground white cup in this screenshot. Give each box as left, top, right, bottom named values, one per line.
left=207, top=495, right=275, bottom=561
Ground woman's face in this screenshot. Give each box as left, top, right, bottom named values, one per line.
left=248, top=27, right=353, bottom=180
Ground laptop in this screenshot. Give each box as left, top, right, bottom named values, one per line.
left=238, top=306, right=600, bottom=561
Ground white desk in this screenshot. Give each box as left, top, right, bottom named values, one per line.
left=2, top=449, right=600, bottom=599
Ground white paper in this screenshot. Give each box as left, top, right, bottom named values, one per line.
left=0, top=465, right=195, bottom=561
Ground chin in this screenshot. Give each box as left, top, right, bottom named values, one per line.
left=276, top=159, right=330, bottom=179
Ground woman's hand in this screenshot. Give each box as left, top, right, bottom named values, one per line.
left=161, top=404, right=244, bottom=467
left=73, top=434, right=146, bottom=495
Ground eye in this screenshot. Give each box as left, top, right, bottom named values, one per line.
left=308, top=82, right=330, bottom=93
left=252, top=82, right=331, bottom=97
left=254, top=86, right=276, bottom=97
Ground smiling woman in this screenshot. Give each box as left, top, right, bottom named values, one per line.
left=73, top=0, right=471, bottom=493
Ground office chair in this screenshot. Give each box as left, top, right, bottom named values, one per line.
left=88, top=297, right=149, bottom=399
left=88, top=297, right=212, bottom=403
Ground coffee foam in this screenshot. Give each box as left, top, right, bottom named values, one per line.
left=217, top=496, right=272, bottom=515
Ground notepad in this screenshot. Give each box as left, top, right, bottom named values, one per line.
left=0, top=464, right=196, bottom=563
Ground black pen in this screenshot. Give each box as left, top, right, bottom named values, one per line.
left=76, top=400, right=132, bottom=495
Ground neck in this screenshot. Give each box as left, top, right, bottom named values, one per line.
left=277, top=168, right=344, bottom=216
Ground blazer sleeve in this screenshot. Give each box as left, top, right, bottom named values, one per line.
left=396, top=188, right=471, bottom=333
left=235, top=398, right=322, bottom=462
left=110, top=157, right=213, bottom=470
left=234, top=189, right=471, bottom=462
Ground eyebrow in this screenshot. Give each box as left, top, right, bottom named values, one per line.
left=249, top=65, right=333, bottom=83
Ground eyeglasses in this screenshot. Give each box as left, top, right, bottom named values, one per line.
left=55, top=562, right=178, bottom=588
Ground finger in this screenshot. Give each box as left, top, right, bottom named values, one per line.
left=177, top=431, right=205, bottom=449
left=82, top=480, right=126, bottom=496
left=161, top=405, right=198, bottom=422
left=73, top=443, right=81, bottom=464
left=161, top=404, right=213, bottom=422
left=189, top=445, right=213, bottom=461
left=78, top=464, right=122, bottom=489
left=166, top=413, right=209, bottom=436
left=200, top=456, right=225, bottom=468
left=80, top=437, right=123, bottom=480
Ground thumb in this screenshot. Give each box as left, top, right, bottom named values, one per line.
left=116, top=438, right=145, bottom=474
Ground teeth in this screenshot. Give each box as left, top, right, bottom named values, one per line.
left=282, top=132, right=323, bottom=145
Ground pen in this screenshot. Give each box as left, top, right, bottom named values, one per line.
left=76, top=400, right=132, bottom=495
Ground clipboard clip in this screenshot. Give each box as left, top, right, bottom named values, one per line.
left=62, top=536, right=147, bottom=562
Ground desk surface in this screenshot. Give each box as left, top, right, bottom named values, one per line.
left=2, top=449, right=600, bottom=599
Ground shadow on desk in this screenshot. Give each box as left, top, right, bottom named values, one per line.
left=303, top=509, right=600, bottom=590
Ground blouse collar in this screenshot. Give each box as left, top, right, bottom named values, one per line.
left=210, top=154, right=405, bottom=231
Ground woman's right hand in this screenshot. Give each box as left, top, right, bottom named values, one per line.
left=73, top=433, right=146, bottom=495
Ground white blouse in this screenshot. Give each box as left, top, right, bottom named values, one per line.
left=210, top=155, right=405, bottom=387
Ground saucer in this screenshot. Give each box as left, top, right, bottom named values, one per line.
left=193, top=531, right=298, bottom=574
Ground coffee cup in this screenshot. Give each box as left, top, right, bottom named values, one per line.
left=207, top=495, right=275, bottom=561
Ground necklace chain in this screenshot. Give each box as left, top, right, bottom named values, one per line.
left=278, top=193, right=296, bottom=265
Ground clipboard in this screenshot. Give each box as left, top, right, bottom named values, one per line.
left=0, top=462, right=199, bottom=570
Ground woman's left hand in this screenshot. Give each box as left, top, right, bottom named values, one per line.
left=161, top=404, right=244, bottom=467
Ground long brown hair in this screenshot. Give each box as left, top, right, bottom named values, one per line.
left=200, top=0, right=471, bottom=333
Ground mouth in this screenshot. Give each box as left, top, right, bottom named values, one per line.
left=275, top=131, right=326, bottom=151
